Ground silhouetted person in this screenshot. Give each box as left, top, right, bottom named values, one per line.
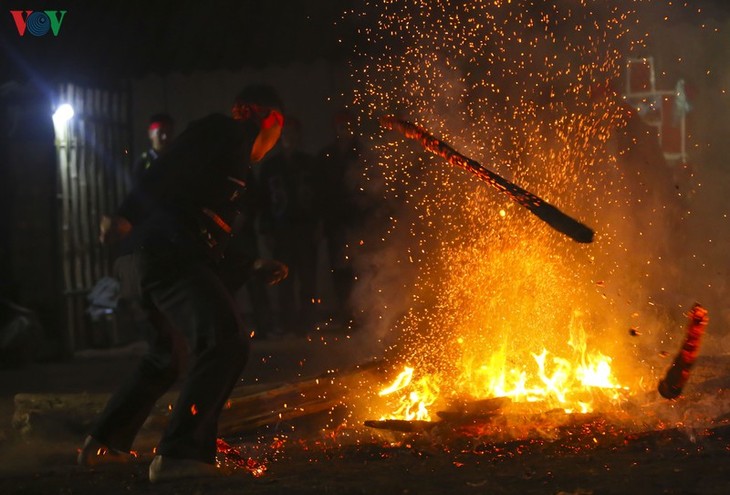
left=316, top=110, right=365, bottom=327
left=81, top=85, right=287, bottom=483
left=133, top=113, right=174, bottom=186
left=233, top=164, right=276, bottom=339
left=259, top=116, right=322, bottom=335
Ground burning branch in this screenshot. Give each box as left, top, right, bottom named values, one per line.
left=658, top=304, right=709, bottom=400
left=13, top=361, right=385, bottom=443
left=380, top=116, right=595, bottom=243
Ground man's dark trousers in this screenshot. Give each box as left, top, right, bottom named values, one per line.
left=91, top=246, right=249, bottom=464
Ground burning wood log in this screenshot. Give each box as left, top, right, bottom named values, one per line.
left=658, top=304, right=709, bottom=399
left=363, top=419, right=439, bottom=433
left=436, top=397, right=511, bottom=422
left=446, top=396, right=511, bottom=413
left=380, top=116, right=595, bottom=243
left=364, top=397, right=511, bottom=432
left=435, top=411, right=498, bottom=423
left=12, top=360, right=384, bottom=441
left=218, top=360, right=383, bottom=435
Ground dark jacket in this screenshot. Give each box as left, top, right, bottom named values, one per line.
left=131, top=148, right=160, bottom=187
left=116, top=114, right=258, bottom=263
left=259, top=149, right=321, bottom=234
left=316, top=140, right=366, bottom=232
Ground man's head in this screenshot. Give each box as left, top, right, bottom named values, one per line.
left=148, top=113, right=174, bottom=153
left=232, top=84, right=284, bottom=163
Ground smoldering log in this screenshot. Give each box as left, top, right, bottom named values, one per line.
left=435, top=411, right=497, bottom=423
left=364, top=419, right=439, bottom=432
left=658, top=304, right=708, bottom=399
left=13, top=360, right=384, bottom=442
left=446, top=397, right=511, bottom=414
left=219, top=360, right=383, bottom=434
left=380, top=116, right=595, bottom=243
left=436, top=397, right=511, bottom=422
left=365, top=397, right=511, bottom=432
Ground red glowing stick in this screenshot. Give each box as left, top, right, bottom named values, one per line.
left=216, top=438, right=267, bottom=477
left=658, top=303, right=708, bottom=400
left=380, top=116, right=594, bottom=243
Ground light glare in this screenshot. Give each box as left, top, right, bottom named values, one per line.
left=53, top=103, right=74, bottom=123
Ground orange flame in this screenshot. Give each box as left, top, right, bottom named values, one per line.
left=379, top=312, right=627, bottom=420
left=378, top=367, right=440, bottom=421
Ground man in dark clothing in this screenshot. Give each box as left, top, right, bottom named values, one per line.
left=317, top=110, right=365, bottom=326
left=259, top=117, right=322, bottom=335
left=80, top=85, right=287, bottom=483
left=133, top=113, right=174, bottom=186
left=113, top=114, right=175, bottom=342
left=233, top=164, right=276, bottom=339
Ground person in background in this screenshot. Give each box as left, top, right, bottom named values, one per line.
left=111, top=114, right=175, bottom=342
left=232, top=163, right=276, bottom=339
left=259, top=116, right=322, bottom=335
left=133, top=113, right=174, bottom=185
left=81, top=85, right=287, bottom=483
left=316, top=110, right=365, bottom=328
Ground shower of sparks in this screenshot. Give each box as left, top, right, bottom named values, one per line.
left=343, top=0, right=703, bottom=418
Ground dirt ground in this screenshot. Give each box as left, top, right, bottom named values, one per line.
left=2, top=336, right=730, bottom=495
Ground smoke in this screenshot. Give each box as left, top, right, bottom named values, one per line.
left=343, top=137, right=425, bottom=359
left=627, top=3, right=730, bottom=355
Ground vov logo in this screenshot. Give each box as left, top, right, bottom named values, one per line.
left=10, top=10, right=67, bottom=37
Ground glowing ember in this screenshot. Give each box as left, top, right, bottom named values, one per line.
left=215, top=438, right=267, bottom=477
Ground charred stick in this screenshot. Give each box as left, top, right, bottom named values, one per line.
left=380, top=116, right=595, bottom=243
left=364, top=419, right=439, bottom=432
left=658, top=303, right=709, bottom=399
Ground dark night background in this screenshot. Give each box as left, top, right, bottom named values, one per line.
left=2, top=0, right=730, bottom=84
left=0, top=0, right=361, bottom=356
left=0, top=0, right=356, bottom=82
left=4, top=2, right=730, bottom=494
left=1, top=0, right=730, bottom=352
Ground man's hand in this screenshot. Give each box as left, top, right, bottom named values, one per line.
left=252, top=258, right=288, bottom=285
left=99, top=215, right=132, bottom=245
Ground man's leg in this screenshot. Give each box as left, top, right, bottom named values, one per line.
left=146, top=261, right=249, bottom=464
left=84, top=309, right=184, bottom=456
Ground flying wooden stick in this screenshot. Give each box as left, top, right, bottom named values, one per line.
left=658, top=303, right=708, bottom=400
left=380, top=116, right=595, bottom=243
